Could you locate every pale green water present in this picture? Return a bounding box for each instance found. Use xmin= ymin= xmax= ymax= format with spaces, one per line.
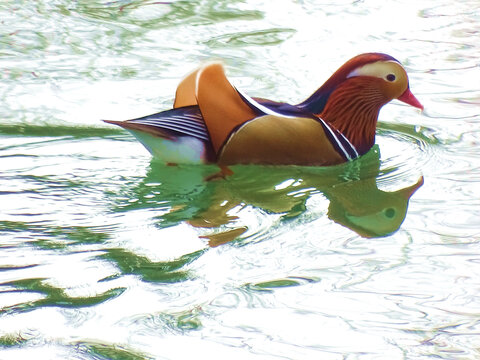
xmin=1 ymin=1 xmax=480 ymax=359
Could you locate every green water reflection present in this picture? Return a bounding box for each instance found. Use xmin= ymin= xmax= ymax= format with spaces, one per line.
xmin=74 ymin=341 xmax=153 ymax=360
xmin=111 ymin=146 xmax=423 ymax=243
xmin=0 ymin=222 xmax=110 ymax=248
xmin=99 ymin=248 xmax=206 ymax=283
xmin=75 ymin=0 xmax=263 ymax=31
xmin=0 ymin=278 xmax=125 ymax=315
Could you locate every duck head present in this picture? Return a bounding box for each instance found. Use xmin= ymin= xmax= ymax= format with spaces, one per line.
xmin=344 ymin=55 xmax=423 ymax=109
xmin=299 ymin=53 xmax=423 ymax=155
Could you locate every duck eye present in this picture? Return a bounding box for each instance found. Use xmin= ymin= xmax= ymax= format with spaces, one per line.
xmin=386 ymin=74 xmax=396 ymax=82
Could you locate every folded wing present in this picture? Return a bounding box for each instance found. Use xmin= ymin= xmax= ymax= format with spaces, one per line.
xmin=218 ymin=115 xmax=346 ymax=166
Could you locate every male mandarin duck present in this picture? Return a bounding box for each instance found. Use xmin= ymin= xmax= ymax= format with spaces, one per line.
xmin=104 ymin=53 xmax=423 ymax=166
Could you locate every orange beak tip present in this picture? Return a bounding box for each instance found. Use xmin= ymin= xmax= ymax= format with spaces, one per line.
xmin=397 ymin=88 xmax=424 ymax=111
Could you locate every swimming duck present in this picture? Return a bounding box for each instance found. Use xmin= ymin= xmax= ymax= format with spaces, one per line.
xmin=104 ymin=53 xmax=423 ymax=166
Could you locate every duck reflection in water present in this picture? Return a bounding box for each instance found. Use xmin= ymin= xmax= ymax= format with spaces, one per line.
xmin=112 ymin=146 xmax=423 ymax=245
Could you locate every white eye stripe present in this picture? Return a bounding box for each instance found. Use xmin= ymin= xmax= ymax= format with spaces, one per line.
xmin=346 ymin=68 xmax=362 ymax=79
xmin=346 ymin=60 xmax=403 ymax=80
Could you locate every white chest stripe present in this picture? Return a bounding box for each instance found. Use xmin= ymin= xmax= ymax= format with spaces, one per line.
xmin=336 ymin=131 xmax=359 ymax=158
xmin=318 ymin=120 xmax=354 ymax=161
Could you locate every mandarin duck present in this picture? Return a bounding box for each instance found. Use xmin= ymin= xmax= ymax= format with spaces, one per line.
xmin=104 ymin=53 xmax=423 ymax=166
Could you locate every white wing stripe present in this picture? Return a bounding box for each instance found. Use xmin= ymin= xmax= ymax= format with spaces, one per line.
xmin=235 ymin=87 xmax=296 ymax=119
xmin=130 ymin=120 xmax=209 ymax=140
xmin=131 ymin=117 xmax=205 ymax=131
xmin=132 ymin=120 xmax=206 ymax=133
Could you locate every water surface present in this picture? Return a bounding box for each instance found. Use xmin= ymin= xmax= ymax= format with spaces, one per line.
xmin=1 ymin=1 xmax=480 ymax=359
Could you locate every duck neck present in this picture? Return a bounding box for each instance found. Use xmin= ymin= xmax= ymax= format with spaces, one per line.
xmin=319 ymin=79 xmax=388 ymax=156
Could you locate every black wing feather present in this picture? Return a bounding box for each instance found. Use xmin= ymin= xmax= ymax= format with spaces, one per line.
xmin=125 ymin=105 xmax=210 ymax=141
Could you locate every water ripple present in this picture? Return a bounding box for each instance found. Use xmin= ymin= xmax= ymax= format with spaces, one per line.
xmin=2 ymin=0 xmax=480 ymax=358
